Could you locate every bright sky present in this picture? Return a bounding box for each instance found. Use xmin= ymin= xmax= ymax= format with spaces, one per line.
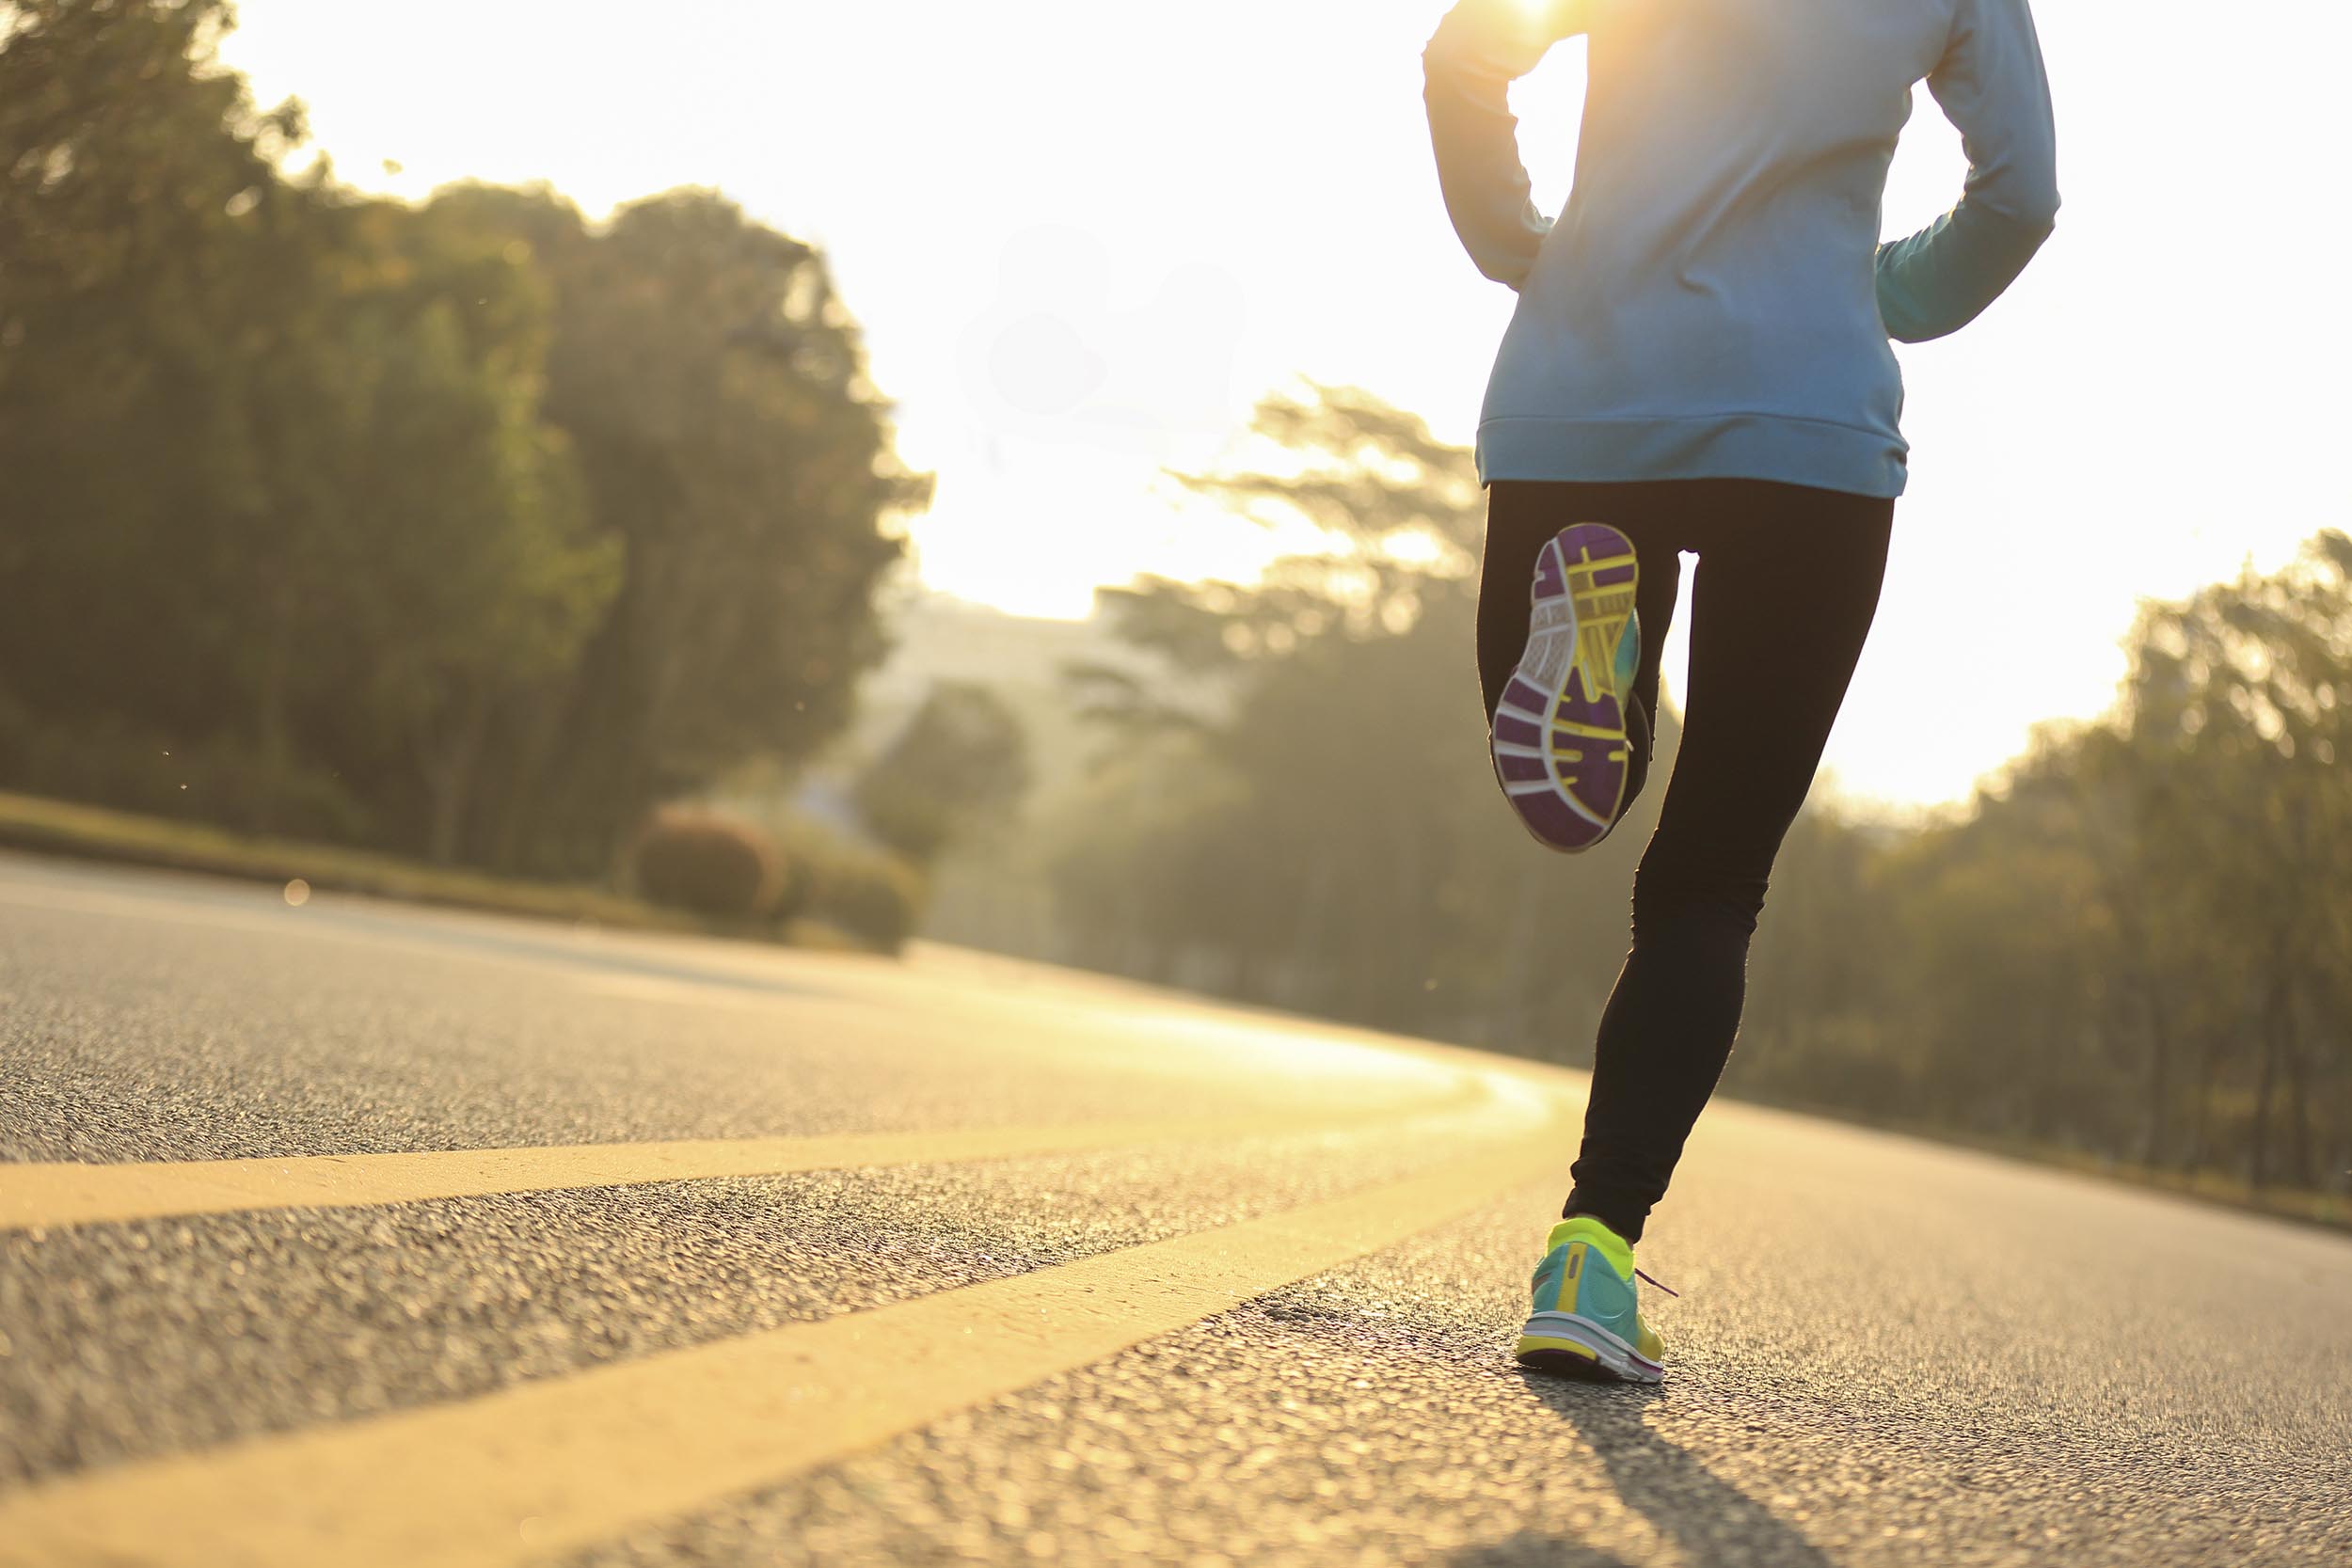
xmin=217 ymin=1 xmax=2350 ymax=812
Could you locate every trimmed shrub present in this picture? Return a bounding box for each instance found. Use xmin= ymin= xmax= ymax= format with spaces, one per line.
xmin=629 ymin=806 xmax=784 ymax=921
xmin=803 ymin=846 xmax=927 ymax=954
xmin=762 ymin=844 xmax=813 ymax=928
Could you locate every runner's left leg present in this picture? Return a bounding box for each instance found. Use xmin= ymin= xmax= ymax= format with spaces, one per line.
xmin=1476 ymin=480 xmax=1683 ymax=821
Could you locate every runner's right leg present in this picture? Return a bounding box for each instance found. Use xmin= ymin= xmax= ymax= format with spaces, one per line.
xmin=1562 ymin=478 xmax=1895 ymax=1245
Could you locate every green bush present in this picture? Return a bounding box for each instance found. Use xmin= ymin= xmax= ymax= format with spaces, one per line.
xmin=803 ymin=845 xmax=927 ymax=954
xmin=629 ymin=806 xmax=784 ymax=921
xmin=761 ymin=842 xmax=813 ymax=928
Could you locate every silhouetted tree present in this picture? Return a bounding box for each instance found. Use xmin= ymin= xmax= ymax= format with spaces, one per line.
xmin=427 ymin=182 xmax=934 ymax=873
xmin=852 ymin=679 xmax=1031 ymax=864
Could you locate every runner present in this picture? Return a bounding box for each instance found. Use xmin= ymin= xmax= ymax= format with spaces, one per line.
xmin=1422 ymin=0 xmax=2058 ymax=1382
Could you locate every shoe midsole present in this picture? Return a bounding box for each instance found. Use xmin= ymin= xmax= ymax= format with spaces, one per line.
xmin=1521 ymin=1310 xmax=1661 ymax=1373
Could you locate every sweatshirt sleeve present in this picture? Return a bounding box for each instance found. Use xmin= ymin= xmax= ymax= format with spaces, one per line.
xmin=1422 ymin=2 xmax=1584 ymax=291
xmin=1874 ymin=0 xmax=2061 ymax=343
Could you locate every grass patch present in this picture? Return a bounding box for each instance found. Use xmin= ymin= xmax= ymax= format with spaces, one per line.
xmin=1741 ymin=1085 xmax=2351 ymax=1235
xmin=0 ymin=789 xmax=875 ymax=952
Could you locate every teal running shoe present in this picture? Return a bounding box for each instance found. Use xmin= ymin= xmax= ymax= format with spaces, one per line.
xmin=1514 ymin=1214 xmax=1671 ymax=1383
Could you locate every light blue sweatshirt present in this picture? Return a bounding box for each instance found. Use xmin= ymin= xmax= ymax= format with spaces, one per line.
xmin=1422 ymin=0 xmax=2059 ymax=499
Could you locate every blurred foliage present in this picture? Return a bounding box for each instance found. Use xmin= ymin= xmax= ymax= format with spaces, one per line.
xmin=1049 ymin=380 xmax=1674 ymax=1043
xmin=851 ymin=679 xmax=1031 ymax=865
xmin=1736 ymin=529 xmax=2352 ymax=1193
xmin=801 ymin=841 xmax=928 ymax=956
xmin=1031 ymin=380 xmax=2351 ymax=1196
xmin=0 ymin=1 xmax=929 ymax=883
xmin=628 ymin=805 xmax=786 ymax=923
xmin=0 ymin=694 xmax=371 ymax=842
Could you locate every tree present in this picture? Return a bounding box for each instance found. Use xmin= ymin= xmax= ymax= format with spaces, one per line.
xmin=851 ymin=680 xmax=1031 ymax=865
xmin=289 ymin=198 xmax=619 ymax=862
xmin=2116 ymin=533 xmax=2352 ymax=1186
xmin=426 ymin=183 xmax=935 ymax=873
xmin=0 ymin=7 xmax=930 ymax=872
xmin=0 ymin=0 xmax=302 ymax=746
xmin=0 ymin=4 xmax=621 ymax=852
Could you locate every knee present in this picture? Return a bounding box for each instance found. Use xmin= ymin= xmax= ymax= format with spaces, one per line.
xmin=1629 ymin=850 xmax=1768 ymax=942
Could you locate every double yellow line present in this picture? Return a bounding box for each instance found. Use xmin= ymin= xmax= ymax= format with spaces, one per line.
xmin=0 ymin=1082 xmax=1491 ymax=1234
xmin=0 ymin=1070 xmax=1574 ymax=1568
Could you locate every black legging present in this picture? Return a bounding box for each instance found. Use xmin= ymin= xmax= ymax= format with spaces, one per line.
xmin=1478 ymin=477 xmax=1896 ymax=1243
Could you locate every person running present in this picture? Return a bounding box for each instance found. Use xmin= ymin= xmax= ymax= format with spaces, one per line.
xmin=1421 ymin=0 xmax=2058 ymax=1383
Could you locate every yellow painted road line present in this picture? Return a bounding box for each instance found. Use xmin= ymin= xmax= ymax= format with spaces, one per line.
xmin=0 ymin=1079 xmax=1489 ymax=1235
xmin=0 ymin=1075 xmax=1568 ymax=1568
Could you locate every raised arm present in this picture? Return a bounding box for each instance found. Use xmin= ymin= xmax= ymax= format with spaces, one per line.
xmin=1875 ymin=0 xmax=2061 ymax=343
xmin=1422 ymin=1 xmax=1587 ymax=291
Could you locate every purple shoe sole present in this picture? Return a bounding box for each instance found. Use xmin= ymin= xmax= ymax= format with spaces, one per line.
xmin=1489 ymin=522 xmax=1640 ymax=853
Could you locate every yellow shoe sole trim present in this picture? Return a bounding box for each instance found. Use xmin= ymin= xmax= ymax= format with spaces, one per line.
xmin=1514 ymin=1334 xmax=1599 ymax=1362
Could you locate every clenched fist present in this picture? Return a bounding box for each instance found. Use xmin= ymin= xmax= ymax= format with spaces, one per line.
xmin=1425 ymin=0 xmax=1594 ymax=80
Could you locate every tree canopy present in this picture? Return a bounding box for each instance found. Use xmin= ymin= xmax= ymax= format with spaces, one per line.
xmin=0 ymin=0 xmax=930 ymax=872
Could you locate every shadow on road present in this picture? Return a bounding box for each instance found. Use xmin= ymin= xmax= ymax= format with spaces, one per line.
xmin=1452 ymin=1533 xmax=1635 ymax=1567
xmin=1447 ymin=1371 xmax=1835 ymax=1568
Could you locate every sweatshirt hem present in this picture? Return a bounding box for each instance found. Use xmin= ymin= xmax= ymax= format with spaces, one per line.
xmin=1475 ymin=413 xmax=1909 ymax=499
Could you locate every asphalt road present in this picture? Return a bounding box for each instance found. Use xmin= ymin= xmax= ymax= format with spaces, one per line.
xmin=0 ymin=849 xmax=2346 ymax=1567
